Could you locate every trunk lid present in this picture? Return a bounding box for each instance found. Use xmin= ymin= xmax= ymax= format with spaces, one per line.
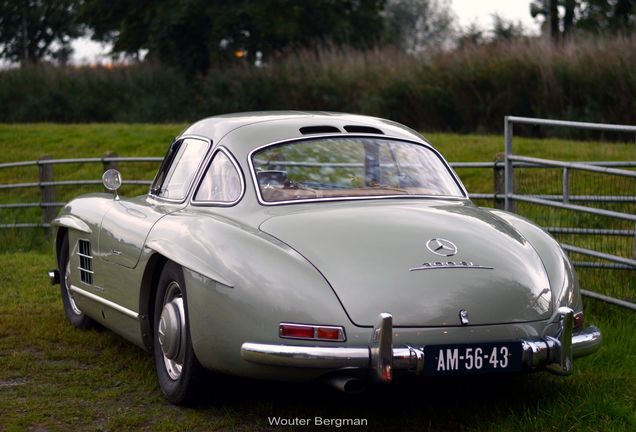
xmin=260 ymin=200 xmax=552 ymax=327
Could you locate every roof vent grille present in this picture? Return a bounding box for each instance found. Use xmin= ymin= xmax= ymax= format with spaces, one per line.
xmin=299 ymin=126 xmax=341 ymax=135
xmin=343 ymin=125 xmax=384 ymax=134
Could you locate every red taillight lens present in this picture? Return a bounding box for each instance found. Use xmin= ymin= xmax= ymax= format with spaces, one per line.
xmin=279 ymin=323 xmax=345 ymax=341
xmin=279 ymin=324 xmax=314 ymax=339
xmin=573 ymin=312 xmax=584 ymax=330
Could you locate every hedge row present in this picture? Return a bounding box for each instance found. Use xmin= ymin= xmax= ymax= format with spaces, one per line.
xmin=1 ymin=36 xmax=635 ymax=132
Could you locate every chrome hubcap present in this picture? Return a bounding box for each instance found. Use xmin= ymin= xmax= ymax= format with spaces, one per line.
xmin=158 ymin=281 xmax=186 ymax=380
xmin=65 ymin=260 xmax=82 ymax=315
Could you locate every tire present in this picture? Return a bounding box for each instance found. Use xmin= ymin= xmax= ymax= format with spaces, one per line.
xmin=59 ymin=234 xmax=92 ymax=329
xmin=153 ymin=261 xmax=203 ymax=404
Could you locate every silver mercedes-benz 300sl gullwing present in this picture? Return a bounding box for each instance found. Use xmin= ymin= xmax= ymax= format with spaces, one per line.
xmin=49 ymin=112 xmax=601 ymax=404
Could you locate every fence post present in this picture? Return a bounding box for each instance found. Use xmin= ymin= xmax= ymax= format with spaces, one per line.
xmin=494 ymin=152 xmax=505 ymax=210
xmin=504 ymin=117 xmax=515 ymax=212
xmin=102 ymin=151 xmax=119 ymax=192
xmin=38 ymin=156 xmax=56 ymax=226
xmin=562 ymin=167 xmax=570 ymax=203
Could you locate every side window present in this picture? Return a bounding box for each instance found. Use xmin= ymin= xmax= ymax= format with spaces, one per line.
xmin=194 ymin=149 xmax=243 ymax=203
xmin=154 ymin=138 xmax=209 ymax=200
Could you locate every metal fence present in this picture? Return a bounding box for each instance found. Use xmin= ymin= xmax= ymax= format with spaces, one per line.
xmin=0 ymin=154 xmax=162 ymax=228
xmin=504 ymin=116 xmax=636 ymax=310
xmin=1 ymin=121 xmax=634 ymax=309
xmin=0 ymin=155 xmax=500 ymax=228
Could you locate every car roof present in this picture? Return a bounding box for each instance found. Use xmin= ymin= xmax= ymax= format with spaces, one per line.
xmin=179 ymin=111 xmax=426 ymax=151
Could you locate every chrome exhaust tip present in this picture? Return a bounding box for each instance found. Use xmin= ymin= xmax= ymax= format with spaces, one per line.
xmin=323 ymin=375 xmax=366 ymax=394
xmin=48 ymin=269 xmax=60 ymax=285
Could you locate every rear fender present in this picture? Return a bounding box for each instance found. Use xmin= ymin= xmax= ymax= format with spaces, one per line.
xmin=487 ymin=209 xmax=582 ymax=318
xmin=144 ymin=213 xmax=351 ymax=374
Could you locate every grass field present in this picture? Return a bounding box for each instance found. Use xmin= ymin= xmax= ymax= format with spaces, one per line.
xmin=0 ymin=124 xmax=635 ymax=431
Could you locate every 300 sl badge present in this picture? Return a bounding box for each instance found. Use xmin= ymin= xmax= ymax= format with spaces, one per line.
xmin=410 ymin=261 xmax=494 ymax=271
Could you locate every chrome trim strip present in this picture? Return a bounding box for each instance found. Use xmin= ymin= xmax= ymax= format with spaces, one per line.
xmin=191 ymin=146 xmax=246 ymax=207
xmin=247 ymin=134 xmax=469 ymax=206
xmin=69 ymin=284 xmax=139 ymax=320
xmin=76 ymin=267 xmax=94 ymax=274
xmin=256 ymin=194 xmax=467 ymax=207
xmin=241 ymin=313 xmax=601 ymax=377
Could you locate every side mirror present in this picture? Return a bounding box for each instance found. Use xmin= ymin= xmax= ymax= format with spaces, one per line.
xmin=102 ymin=169 xmax=122 ymax=200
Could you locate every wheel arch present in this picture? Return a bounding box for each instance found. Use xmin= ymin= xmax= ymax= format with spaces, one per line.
xmin=55 ymin=227 xmax=68 ymax=268
xmin=139 ymin=252 xmax=168 ymax=351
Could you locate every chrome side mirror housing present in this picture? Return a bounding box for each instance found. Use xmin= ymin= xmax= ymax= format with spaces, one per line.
xmin=102 ymin=169 xmax=122 ymax=200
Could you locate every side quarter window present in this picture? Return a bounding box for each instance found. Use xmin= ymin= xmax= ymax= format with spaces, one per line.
xmin=194 ymin=149 xmax=243 ymax=204
xmin=152 ymin=138 xmax=209 ymax=201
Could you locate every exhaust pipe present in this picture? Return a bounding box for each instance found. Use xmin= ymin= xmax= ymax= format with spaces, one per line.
xmin=48 ymin=270 xmax=60 ymax=285
xmin=324 ymin=375 xmax=366 ymax=394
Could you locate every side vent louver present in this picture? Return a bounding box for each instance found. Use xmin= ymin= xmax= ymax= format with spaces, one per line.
xmin=78 ymin=239 xmax=93 ymax=284
xmin=343 ymin=125 xmax=384 ymax=134
xmin=299 ymin=126 xmax=341 ymax=135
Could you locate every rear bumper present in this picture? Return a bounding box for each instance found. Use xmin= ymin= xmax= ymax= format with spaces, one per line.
xmin=241 ymin=308 xmax=601 ymax=382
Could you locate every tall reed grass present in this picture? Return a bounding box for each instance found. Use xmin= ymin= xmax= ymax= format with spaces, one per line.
xmin=1 ymin=36 xmax=635 ymax=132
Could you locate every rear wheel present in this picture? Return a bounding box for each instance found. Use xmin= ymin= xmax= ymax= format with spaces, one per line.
xmin=59 ymin=234 xmax=92 ymax=329
xmin=153 ymin=262 xmax=203 ymax=404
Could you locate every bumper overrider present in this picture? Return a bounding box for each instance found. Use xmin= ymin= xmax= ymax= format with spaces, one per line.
xmin=240 ymin=307 xmax=601 ymax=382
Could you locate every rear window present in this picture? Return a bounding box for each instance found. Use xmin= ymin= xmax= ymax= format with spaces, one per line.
xmin=251 ymin=137 xmax=464 ymax=203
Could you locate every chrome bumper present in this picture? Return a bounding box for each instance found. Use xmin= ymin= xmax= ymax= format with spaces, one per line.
xmin=241 ymin=308 xmax=602 ymax=382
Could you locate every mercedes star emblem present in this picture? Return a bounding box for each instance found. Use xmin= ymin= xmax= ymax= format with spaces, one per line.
xmin=426 ymin=238 xmax=458 ymax=257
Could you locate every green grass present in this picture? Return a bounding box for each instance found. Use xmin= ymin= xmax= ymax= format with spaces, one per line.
xmin=0 ymin=252 xmax=633 ymax=431
xmin=0 ymin=123 xmax=634 ymax=430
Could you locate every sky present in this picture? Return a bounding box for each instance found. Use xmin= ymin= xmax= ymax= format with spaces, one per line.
xmin=452 ymin=0 xmax=541 ymax=35
xmin=68 ymin=0 xmax=542 ymax=64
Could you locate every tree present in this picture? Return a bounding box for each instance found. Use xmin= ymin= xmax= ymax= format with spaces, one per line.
xmin=0 ymin=0 xmax=82 ymax=65
xmin=456 ymin=22 xmax=485 ymax=48
xmin=530 ymin=0 xmax=635 ymax=40
xmin=575 ymin=0 xmax=635 ymax=33
xmin=491 ymin=14 xmax=525 ymax=42
xmin=383 ymin=0 xmax=455 ymax=53
xmin=530 ymin=0 xmax=576 ymax=40
xmin=80 ymin=0 xmax=387 ymax=75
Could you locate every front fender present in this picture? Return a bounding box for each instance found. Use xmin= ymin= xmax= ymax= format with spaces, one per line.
xmin=51 ymin=214 xmax=92 ymax=234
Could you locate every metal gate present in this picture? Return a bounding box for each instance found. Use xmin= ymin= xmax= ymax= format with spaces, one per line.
xmin=503 ymin=116 xmax=636 ymax=310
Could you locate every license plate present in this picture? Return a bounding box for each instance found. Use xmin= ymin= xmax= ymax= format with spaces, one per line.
xmin=424 ymin=342 xmax=522 ymax=376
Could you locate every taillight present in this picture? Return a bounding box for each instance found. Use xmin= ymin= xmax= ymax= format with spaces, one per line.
xmin=279 ymin=323 xmax=346 ymax=342
xmin=573 ymin=311 xmax=584 ymax=330
xmin=279 ymin=324 xmax=314 ymax=339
